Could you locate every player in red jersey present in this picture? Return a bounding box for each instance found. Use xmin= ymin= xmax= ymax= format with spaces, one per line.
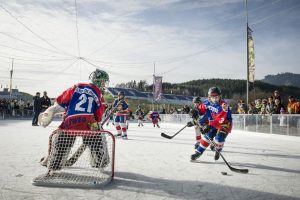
xmin=39 ymin=69 xmax=110 ymax=175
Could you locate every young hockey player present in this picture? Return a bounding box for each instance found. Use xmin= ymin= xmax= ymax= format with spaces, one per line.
xmin=190 ymin=87 xmax=232 ymax=161
xmin=149 ymin=111 xmax=161 ymax=128
xmin=113 ymin=91 xmax=129 ymax=139
xmin=135 ymin=106 xmax=145 ymax=127
xmin=186 ymin=97 xmax=206 ymax=148
xmin=38 ymin=69 xmax=110 ymax=176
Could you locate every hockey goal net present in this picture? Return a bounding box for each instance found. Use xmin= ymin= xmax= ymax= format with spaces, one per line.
xmin=32 ymin=129 xmax=115 ymax=188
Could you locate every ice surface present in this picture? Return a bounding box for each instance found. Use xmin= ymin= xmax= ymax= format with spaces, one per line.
xmin=0 ymin=120 xmax=299 ymax=200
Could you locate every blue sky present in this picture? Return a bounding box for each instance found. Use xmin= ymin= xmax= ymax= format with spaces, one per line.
xmin=0 ymin=0 xmax=299 ymax=97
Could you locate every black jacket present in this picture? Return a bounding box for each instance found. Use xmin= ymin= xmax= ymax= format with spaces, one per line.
xmin=41 ymin=96 xmax=51 ymax=109
xmin=33 ymin=96 xmax=42 ymax=112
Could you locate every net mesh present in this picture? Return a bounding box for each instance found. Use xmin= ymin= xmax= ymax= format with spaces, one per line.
xmin=32 ymin=129 xmax=115 ymax=188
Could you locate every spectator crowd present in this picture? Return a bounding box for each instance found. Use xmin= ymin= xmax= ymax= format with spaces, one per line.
xmin=236 ymin=90 xmax=300 ymax=115
xmin=0 ymin=91 xmax=52 ymax=120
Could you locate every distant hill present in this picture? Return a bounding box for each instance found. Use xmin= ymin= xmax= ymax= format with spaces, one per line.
xmin=145 ymin=79 xmax=300 ymax=101
xmin=261 ymin=73 xmax=300 ymax=88
xmin=116 ymin=78 xmax=300 ymax=102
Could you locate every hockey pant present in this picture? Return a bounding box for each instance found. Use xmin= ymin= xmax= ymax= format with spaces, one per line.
xmin=152 ymin=118 xmax=159 ymax=125
xmin=195 ymin=129 xmax=227 ymax=154
xmin=115 ymin=115 xmax=127 ymax=136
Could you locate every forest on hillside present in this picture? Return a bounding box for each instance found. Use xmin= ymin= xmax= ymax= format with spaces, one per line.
xmin=261 ymin=73 xmax=300 ymax=88
xmin=115 ymin=78 xmax=300 ymax=102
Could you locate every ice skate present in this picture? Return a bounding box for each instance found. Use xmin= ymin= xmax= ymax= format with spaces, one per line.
xmin=214 ymin=151 xmax=220 ymax=160
xmin=122 ymin=134 xmax=128 ymax=140
xmin=191 ymin=151 xmax=202 ymax=161
xmin=114 ymin=133 xmax=122 ymax=137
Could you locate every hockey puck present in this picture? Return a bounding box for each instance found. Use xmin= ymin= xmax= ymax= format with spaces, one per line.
xmin=221 ymin=172 xmax=227 ymax=175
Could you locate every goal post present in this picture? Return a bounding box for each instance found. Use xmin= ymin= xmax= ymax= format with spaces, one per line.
xmin=32 ymin=129 xmax=115 ymax=188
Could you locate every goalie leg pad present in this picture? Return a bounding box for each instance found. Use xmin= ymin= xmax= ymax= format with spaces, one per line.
xmin=48 ymin=133 xmax=76 ymax=170
xmin=83 ymin=135 xmax=110 ymax=168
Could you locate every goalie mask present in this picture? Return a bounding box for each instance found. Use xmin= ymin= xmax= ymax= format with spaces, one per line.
xmin=89 ymin=69 xmax=109 ymax=89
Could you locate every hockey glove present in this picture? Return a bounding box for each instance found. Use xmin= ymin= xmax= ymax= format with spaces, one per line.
xmin=89 ymin=122 xmax=100 ymax=130
xmin=189 ymin=109 xmax=199 ymax=120
xmin=187 ymin=121 xmax=195 ymax=127
xmin=200 ymin=124 xmax=212 ymax=134
xmin=221 ymin=102 xmax=229 ymax=112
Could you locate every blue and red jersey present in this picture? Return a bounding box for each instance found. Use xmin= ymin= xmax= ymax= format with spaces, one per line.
xmin=56 ymin=83 xmax=105 ymax=130
xmin=198 ymin=99 xmax=232 ymax=133
xmin=113 ymin=98 xmax=129 ymax=116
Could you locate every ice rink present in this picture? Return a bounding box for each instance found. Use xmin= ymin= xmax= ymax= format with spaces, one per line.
xmin=0 ymin=120 xmax=299 ymax=200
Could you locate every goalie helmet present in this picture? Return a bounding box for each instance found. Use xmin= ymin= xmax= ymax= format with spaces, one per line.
xmin=89 ymin=69 xmax=109 ymax=89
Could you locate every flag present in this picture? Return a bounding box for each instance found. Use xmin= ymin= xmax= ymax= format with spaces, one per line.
xmin=153 ymin=76 xmax=162 ymax=101
xmin=248 ymin=26 xmax=255 ymax=83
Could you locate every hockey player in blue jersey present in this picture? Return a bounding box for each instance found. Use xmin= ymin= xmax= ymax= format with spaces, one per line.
xmin=113 ymin=91 xmax=129 ymax=139
xmin=190 ymin=87 xmax=232 ymax=161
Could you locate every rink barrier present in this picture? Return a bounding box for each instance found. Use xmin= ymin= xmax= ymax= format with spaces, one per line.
xmin=160 ymin=114 xmax=300 ymax=137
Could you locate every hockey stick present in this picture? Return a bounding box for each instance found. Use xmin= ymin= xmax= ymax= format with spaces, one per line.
xmin=207 ymin=137 xmax=249 ymax=174
xmin=161 ymin=124 xmax=188 ymax=139
xmin=64 ymin=100 xmax=124 ymax=167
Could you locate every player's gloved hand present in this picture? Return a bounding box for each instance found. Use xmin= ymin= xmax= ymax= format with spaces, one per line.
xmin=222 ymin=102 xmax=229 ymax=112
xmin=200 ymin=124 xmax=212 ymax=133
xmin=189 ymin=109 xmax=199 ymax=119
xmin=220 ymin=121 xmax=231 ymax=132
xmin=89 ymin=122 xmax=99 ymax=130
xmin=187 ymin=121 xmax=195 ymax=127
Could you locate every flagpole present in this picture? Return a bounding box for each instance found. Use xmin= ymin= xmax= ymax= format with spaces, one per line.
xmin=9 ymin=58 xmax=14 ymax=98
xmin=245 ymin=0 xmax=249 ymax=109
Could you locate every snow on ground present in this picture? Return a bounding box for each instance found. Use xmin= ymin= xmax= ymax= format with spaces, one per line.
xmin=0 ymin=120 xmax=299 ymax=200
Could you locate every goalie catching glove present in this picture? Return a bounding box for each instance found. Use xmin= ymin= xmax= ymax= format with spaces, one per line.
xmin=38 ymin=102 xmax=65 ymax=127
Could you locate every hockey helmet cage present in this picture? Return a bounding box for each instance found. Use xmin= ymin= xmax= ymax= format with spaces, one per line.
xmin=89 ymin=69 xmax=109 ymax=88
xmin=208 ymin=87 xmax=221 ymax=97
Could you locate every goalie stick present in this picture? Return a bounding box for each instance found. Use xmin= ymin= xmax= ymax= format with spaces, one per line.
xmin=207 ymin=137 xmax=249 ymax=174
xmin=161 ymin=124 xmax=188 ymax=139
xmin=64 ymin=99 xmax=124 ymax=167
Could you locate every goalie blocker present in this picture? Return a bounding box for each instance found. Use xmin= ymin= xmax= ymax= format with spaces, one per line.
xmin=32 ymin=129 xmax=115 ymax=188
